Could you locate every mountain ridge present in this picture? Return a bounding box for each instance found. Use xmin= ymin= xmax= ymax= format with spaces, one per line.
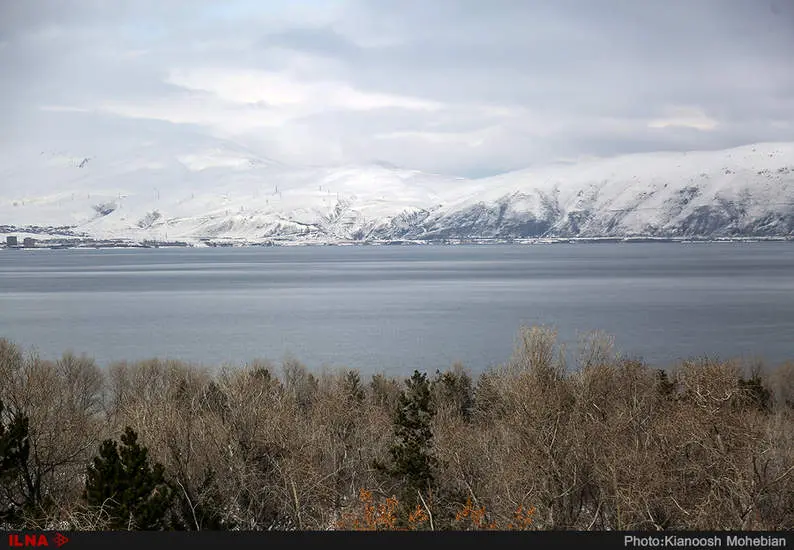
xmin=2 ymin=141 xmax=794 ymax=245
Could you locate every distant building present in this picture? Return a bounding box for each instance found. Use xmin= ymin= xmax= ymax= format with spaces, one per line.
xmin=6 ymin=236 xmax=17 ymax=247
xmin=23 ymin=237 xmax=36 ymax=248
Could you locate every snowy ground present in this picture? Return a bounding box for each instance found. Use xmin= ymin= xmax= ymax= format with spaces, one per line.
xmin=2 ymin=141 xmax=793 ymax=244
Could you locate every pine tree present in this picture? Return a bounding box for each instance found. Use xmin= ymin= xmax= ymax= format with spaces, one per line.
xmin=738 ymin=371 xmax=771 ymax=412
xmin=655 ymin=369 xmax=677 ymax=398
xmin=432 ymin=365 xmax=474 ymax=420
xmin=381 ymin=370 xmax=437 ymax=512
xmin=0 ymin=399 xmax=30 ymax=526
xmin=173 ymin=468 xmax=232 ymax=531
xmin=84 ymin=427 xmax=175 ymax=530
xmin=343 ymin=370 xmax=366 ymax=405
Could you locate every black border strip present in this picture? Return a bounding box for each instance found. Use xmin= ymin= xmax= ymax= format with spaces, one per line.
xmin=3 ymin=530 xmax=792 ymax=550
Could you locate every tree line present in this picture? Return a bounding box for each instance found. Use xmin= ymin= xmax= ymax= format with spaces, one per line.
xmin=0 ymin=327 xmax=792 ymax=530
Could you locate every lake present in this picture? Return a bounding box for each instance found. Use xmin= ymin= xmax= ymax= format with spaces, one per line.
xmin=1 ymin=243 xmax=793 ymax=377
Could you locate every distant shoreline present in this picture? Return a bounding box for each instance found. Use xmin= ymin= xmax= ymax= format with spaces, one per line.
xmin=2 ymin=234 xmax=794 ymax=250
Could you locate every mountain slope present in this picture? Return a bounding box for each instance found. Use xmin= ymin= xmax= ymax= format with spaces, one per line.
xmin=2 ymin=141 xmax=794 ymax=244
xmin=376 ymin=142 xmax=794 ymax=241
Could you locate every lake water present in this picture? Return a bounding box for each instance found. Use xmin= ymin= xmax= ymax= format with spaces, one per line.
xmin=1 ymin=243 xmax=793 ymax=377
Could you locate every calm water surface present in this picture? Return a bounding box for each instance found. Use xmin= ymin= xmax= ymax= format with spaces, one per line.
xmin=1 ymin=243 xmax=793 ymax=376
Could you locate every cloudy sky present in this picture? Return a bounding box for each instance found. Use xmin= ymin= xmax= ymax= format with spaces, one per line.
xmin=1 ymin=0 xmax=793 ymax=177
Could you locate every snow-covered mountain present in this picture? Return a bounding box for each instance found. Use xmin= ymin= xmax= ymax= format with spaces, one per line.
xmin=2 ymin=141 xmax=794 ymax=244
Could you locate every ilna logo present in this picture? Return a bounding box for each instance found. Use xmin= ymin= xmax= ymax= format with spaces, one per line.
xmin=7 ymin=533 xmax=69 ymax=548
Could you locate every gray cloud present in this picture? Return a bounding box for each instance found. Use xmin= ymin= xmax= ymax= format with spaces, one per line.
xmin=1 ymin=0 xmax=793 ymax=177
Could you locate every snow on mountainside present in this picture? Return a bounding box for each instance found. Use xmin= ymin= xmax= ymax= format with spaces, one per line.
xmin=378 ymin=142 xmax=794 ymax=241
xmin=2 ymin=141 xmax=794 ymax=244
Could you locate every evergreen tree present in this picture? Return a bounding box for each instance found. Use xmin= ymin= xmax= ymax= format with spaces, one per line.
xmin=655 ymin=369 xmax=677 ymax=399
xmin=343 ymin=370 xmax=365 ymax=405
xmin=738 ymin=373 xmax=772 ymax=412
xmin=84 ymin=427 xmax=175 ymax=530
xmin=380 ymin=370 xmax=437 ymax=512
xmin=432 ymin=365 xmax=474 ymax=420
xmin=173 ymin=469 xmax=232 ymax=531
xmin=0 ymin=399 xmax=30 ymax=526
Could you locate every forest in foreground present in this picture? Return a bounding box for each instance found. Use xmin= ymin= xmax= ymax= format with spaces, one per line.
xmin=0 ymin=326 xmax=792 ymax=531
